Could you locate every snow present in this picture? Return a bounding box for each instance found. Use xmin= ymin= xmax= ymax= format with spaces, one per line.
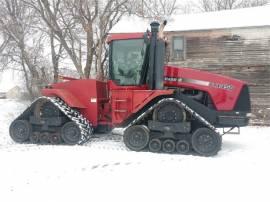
xmin=110 ymin=5 xmax=270 ymax=33
xmin=0 ymin=99 xmax=270 ymax=202
xmin=0 ymin=69 xmax=24 ymax=92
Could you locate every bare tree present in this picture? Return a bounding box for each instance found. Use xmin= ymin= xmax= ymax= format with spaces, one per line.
xmin=49 ymin=29 xmax=64 ymax=82
xmin=25 ymin=0 xmax=129 ymax=79
xmin=25 ymin=0 xmax=85 ymax=78
xmin=197 ymin=0 xmax=269 ymax=12
xmin=0 ymin=35 xmax=10 ymax=55
xmin=241 ymin=0 xmax=270 ymax=7
xmin=45 ymin=0 xmax=64 ymax=82
xmin=61 ymin=0 xmax=128 ymax=79
xmin=0 ymin=0 xmax=183 ymax=96
xmin=0 ymin=0 xmax=49 ymax=99
xmin=95 ymin=0 xmax=129 ymax=79
xmin=130 ymin=0 xmax=179 ymax=20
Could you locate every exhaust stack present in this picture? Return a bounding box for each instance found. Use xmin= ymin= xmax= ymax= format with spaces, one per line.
xmin=148 ymin=21 xmax=165 ymax=90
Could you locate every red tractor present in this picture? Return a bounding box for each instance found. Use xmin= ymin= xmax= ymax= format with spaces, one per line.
xmin=9 ymin=22 xmax=251 ymax=156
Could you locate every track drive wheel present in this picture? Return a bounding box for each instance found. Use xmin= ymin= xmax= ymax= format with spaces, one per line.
xmin=162 ymin=139 xmax=175 ymax=153
xmin=153 ymin=101 xmax=186 ymax=123
xmin=9 ymin=120 xmax=32 ymax=143
xmin=34 ymin=98 xmax=61 ymax=119
xmin=149 ymin=139 xmax=162 ymax=152
xmin=176 ymin=140 xmax=190 ymax=154
xmin=123 ymin=125 xmax=150 ymax=151
xmin=191 ymin=128 xmax=222 ymax=156
xmin=61 ymin=122 xmax=82 ymax=145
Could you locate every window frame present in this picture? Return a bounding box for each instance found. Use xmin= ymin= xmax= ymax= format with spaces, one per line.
xmin=172 ymin=36 xmax=186 ymax=61
xmin=109 ymin=39 xmax=146 ymax=86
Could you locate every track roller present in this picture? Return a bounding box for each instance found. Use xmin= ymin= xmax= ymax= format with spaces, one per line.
xmin=149 ymin=138 xmax=162 ymax=152
xmin=30 ymin=132 xmax=40 ymax=143
xmin=191 ymin=127 xmax=222 ymax=156
xmin=9 ymin=120 xmax=32 ymax=143
xmin=123 ymin=125 xmax=150 ymax=151
xmin=162 ymin=139 xmax=175 ymax=153
xmin=49 ymin=133 xmax=62 ymax=144
xmin=176 ymin=140 xmax=190 ymax=154
xmin=40 ymin=132 xmax=50 ymax=144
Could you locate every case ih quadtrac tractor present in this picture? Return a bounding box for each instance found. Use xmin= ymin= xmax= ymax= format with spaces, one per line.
xmin=9 ymin=22 xmax=251 ymax=156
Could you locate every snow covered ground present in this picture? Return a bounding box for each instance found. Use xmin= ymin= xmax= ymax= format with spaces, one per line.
xmin=0 ymin=99 xmax=270 ymax=202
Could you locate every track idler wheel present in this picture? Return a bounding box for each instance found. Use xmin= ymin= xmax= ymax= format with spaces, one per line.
xmin=191 ymin=128 xmax=222 ymax=156
xmin=123 ymin=125 xmax=150 ymax=151
xmin=61 ymin=122 xmax=82 ymax=145
xmin=149 ymin=139 xmax=162 ymax=152
xmin=176 ymin=140 xmax=190 ymax=154
xmin=162 ymin=139 xmax=175 ymax=153
xmin=9 ymin=120 xmax=32 ymax=143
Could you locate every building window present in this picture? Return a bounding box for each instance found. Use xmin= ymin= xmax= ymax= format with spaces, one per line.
xmin=172 ymin=36 xmax=185 ymax=61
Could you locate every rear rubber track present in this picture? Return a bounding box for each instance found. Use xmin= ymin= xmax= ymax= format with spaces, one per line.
xmin=10 ymin=96 xmax=93 ymax=145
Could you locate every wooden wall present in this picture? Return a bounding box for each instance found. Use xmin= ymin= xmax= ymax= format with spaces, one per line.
xmin=166 ymin=26 xmax=270 ymax=125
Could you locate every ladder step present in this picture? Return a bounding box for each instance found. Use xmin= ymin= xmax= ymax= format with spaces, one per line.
xmin=115 ymin=99 xmax=128 ymax=102
xmin=114 ymin=110 xmax=128 ymax=113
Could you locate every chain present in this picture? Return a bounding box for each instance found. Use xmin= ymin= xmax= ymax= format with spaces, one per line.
xmin=122 ymin=98 xmax=217 ymax=133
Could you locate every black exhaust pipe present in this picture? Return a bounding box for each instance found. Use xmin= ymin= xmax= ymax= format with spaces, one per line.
xmin=148 ymin=22 xmax=165 ymax=90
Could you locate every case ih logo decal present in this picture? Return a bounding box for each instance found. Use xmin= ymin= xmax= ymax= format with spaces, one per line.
xmin=164 ymin=77 xmax=234 ymax=91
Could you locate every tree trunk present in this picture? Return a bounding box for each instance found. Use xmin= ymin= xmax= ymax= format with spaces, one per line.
xmin=50 ymin=31 xmax=59 ymax=83
xmin=84 ymin=24 xmax=94 ymax=78
xmin=97 ymin=22 xmax=104 ymax=80
xmin=21 ymin=56 xmax=34 ymax=100
xmin=97 ymin=39 xmax=104 ymax=80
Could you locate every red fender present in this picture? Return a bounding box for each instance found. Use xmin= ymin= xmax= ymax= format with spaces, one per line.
xmin=42 ymin=88 xmax=86 ymax=108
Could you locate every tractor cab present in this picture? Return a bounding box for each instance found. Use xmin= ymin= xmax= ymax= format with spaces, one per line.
xmin=108 ymin=36 xmax=147 ymax=86
xmin=107 ymin=22 xmax=165 ymax=90
xmin=105 ymin=22 xmax=173 ymax=125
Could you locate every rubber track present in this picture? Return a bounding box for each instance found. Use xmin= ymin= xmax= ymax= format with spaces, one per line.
xmin=45 ymin=96 xmax=93 ymax=144
xmin=120 ymin=97 xmax=218 ymax=134
xmin=14 ymin=96 xmax=93 ymax=145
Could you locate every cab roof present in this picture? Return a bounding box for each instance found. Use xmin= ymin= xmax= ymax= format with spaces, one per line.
xmin=107 ymin=32 xmax=144 ymax=44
